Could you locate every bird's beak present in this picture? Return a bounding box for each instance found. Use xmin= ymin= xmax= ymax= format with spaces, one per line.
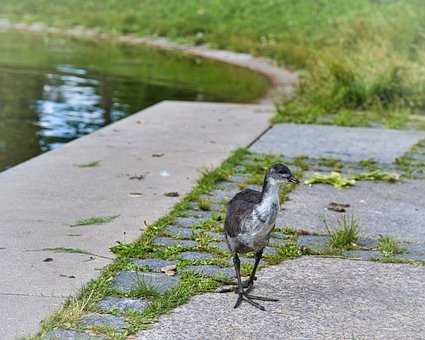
xmin=288 ymin=176 xmax=300 ymax=184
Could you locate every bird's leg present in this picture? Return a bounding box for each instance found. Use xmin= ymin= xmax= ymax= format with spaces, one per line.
xmin=244 ymin=249 xmax=279 ymax=302
xmin=233 ymin=254 xmax=265 ymax=311
xmin=245 ymin=249 xmax=263 ymax=293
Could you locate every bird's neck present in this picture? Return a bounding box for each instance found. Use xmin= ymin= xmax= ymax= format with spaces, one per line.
xmin=261 ymin=176 xmax=280 ymax=204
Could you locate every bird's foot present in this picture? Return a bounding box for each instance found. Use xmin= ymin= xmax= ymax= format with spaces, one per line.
xmin=216 ymin=277 xmax=257 ymax=294
xmin=233 ymin=290 xmax=278 ymax=311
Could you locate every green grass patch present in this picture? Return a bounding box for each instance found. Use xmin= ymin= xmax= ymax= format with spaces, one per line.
xmin=377 ymin=235 xmax=405 ymax=257
xmin=3 ymin=1 xmax=425 ymax=127
xmin=325 ymin=215 xmax=359 ymax=250
xmin=71 ymin=215 xmax=119 ymax=227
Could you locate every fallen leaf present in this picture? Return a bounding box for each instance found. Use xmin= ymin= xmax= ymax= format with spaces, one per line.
xmin=128 ymin=192 xmax=143 ymax=198
xmin=129 ymin=175 xmax=144 ymax=181
xmin=164 ymin=192 xmax=179 ymax=197
xmin=327 ymin=201 xmax=350 ymax=213
xmin=161 ymin=264 xmax=177 ymax=276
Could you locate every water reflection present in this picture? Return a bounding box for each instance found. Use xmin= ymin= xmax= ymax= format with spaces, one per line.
xmin=0 ymin=30 xmax=269 ymax=171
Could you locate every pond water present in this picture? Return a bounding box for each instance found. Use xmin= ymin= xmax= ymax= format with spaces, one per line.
xmin=0 ymin=30 xmax=270 ymax=172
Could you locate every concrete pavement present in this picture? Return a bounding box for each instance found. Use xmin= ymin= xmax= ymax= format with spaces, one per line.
xmin=0 ymin=101 xmax=272 ymax=339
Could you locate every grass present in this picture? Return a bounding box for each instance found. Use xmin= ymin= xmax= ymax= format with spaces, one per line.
xmin=2 ymin=1 xmax=425 ymax=127
xmin=28 ymin=149 xmax=305 ymax=339
xmin=377 ymin=235 xmax=405 ymax=257
xmin=42 ymin=247 xmax=92 ymax=255
xmin=76 ymin=161 xmax=101 ymax=168
xmin=325 ymin=215 xmax=359 ymax=250
xmin=71 ymin=215 xmax=119 ymax=227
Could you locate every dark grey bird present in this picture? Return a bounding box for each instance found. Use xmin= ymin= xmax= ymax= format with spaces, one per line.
xmin=224 ymin=163 xmax=299 ymax=310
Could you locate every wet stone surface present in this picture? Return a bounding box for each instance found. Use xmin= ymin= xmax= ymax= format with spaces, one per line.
xmin=80 ymin=313 xmax=127 ymax=330
xmin=206 ymin=231 xmax=224 ymax=241
xmin=263 ymin=246 xmax=277 ymax=256
xmin=112 ymin=271 xmax=180 ymax=294
xmin=174 ymin=217 xmax=199 ymax=228
xmin=343 ymin=250 xmax=382 ymax=261
xmin=297 ymin=235 xmax=330 ymax=252
xmin=99 ymin=296 xmax=150 ymax=312
xmin=211 ymin=242 xmax=230 ymax=253
xmin=183 ymin=265 xmax=235 ymax=280
xmin=44 ymin=329 xmax=106 ymax=340
xmin=132 ymin=258 xmax=176 ymax=272
xmin=153 ymin=237 xmax=197 ymax=248
xmin=184 ymin=209 xmax=212 ymax=219
xmin=164 ymin=225 xmax=195 ymax=239
xmin=177 ymin=251 xmax=214 ymax=261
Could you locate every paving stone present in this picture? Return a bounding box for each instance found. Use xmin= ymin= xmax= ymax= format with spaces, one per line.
xmin=262 ymin=246 xmax=277 ymax=256
xmin=136 ymin=257 xmax=425 ymax=340
xmin=227 ymin=256 xmax=256 ymax=266
xmin=176 ymin=251 xmax=214 ymax=261
xmin=44 ymin=329 xmax=105 ymax=340
xmin=270 ymin=231 xmax=289 ymax=239
xmin=211 ymin=242 xmax=230 ymax=253
xmin=99 ymin=296 xmax=150 ymax=312
xmin=207 ymin=189 xmax=238 ymax=202
xmin=80 ymin=313 xmax=127 ymax=330
xmin=164 ymin=225 xmax=195 ymax=239
xmin=152 ymin=237 xmax=197 ymax=248
xmin=216 ymin=181 xmax=240 ymax=193
xmin=228 ymin=175 xmax=247 ymax=183
xmin=174 ymin=217 xmax=199 ymax=228
xmin=206 ymin=231 xmax=224 ymax=241
xmin=276 ymin=180 xmax=425 ymax=243
xmin=397 ymin=243 xmax=425 ymax=262
xmin=343 ymin=250 xmax=382 ymax=260
xmin=250 ymin=123 xmax=424 ymax=163
xmin=297 ymin=235 xmax=330 ymax=252
xmin=268 ymin=237 xmax=287 ymax=247
xmin=184 ymin=209 xmax=212 ymax=219
xmin=132 ymin=258 xmax=176 ymax=272
xmin=112 ymin=271 xmax=180 ymax=294
xmin=183 ymin=265 xmax=235 ymax=280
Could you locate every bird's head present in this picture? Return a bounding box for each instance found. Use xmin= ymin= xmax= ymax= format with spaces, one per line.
xmin=268 ymin=163 xmax=299 ymax=184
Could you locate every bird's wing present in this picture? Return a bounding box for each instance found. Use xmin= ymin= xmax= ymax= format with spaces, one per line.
xmin=230 ymin=188 xmax=262 ymax=204
xmin=224 ymin=200 xmax=254 ymax=237
xmin=224 ymin=189 xmax=261 ymax=237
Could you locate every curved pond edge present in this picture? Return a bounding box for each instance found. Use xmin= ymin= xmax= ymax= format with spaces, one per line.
xmin=0 ymin=18 xmax=298 ymax=104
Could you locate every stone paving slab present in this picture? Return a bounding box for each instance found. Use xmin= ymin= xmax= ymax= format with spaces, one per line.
xmin=137 ymin=257 xmax=425 ymax=340
xmin=250 ymin=123 xmax=424 ymax=163
xmin=99 ymin=296 xmax=150 ymax=312
xmin=277 ymin=180 xmax=425 ymax=243
xmin=44 ymin=329 xmax=106 ymax=340
xmin=112 ymin=271 xmax=180 ymax=294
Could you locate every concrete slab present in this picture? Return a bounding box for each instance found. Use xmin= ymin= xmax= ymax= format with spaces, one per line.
xmin=137 ymin=257 xmax=425 ymax=340
xmin=276 ymin=180 xmax=425 ymax=243
xmin=250 ymin=123 xmax=424 ymax=163
xmin=0 ymin=295 xmax=64 ymax=339
xmin=0 ymin=101 xmax=272 ymax=338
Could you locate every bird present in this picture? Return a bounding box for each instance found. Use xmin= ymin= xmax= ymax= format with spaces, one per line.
xmin=224 ymin=163 xmax=299 ymax=310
